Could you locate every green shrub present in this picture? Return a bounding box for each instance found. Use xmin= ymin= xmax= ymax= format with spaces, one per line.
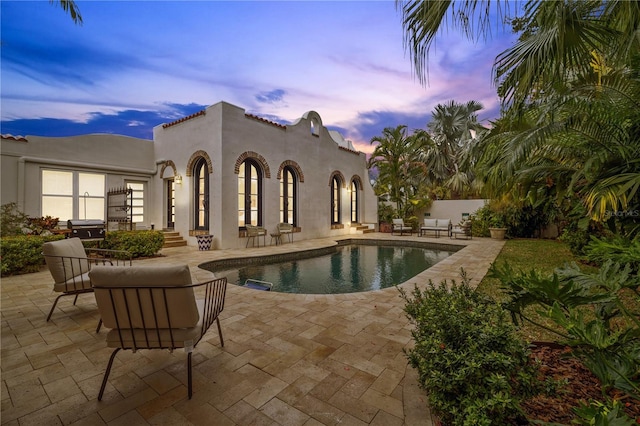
xmin=102 ymin=230 xmax=164 ymax=258
xmin=400 ymin=272 xmax=536 ymax=426
xmin=0 ymin=230 xmax=163 ymax=276
xmin=470 ymin=207 xmax=491 ymax=237
xmin=1 ymin=202 xmax=29 ymax=236
xmin=585 ymin=235 xmax=640 ymax=272
xmin=1 ymin=234 xmax=64 ymax=276
xmin=559 ymin=224 xmax=591 ymax=256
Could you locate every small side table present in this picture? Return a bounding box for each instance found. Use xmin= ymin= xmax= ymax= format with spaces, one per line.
xmin=270 ymin=232 xmax=282 ymax=245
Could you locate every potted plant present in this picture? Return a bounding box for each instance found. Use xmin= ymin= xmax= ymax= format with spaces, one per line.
xmin=488 ymin=213 xmax=507 ymax=240
xmin=377 ymin=203 xmax=395 ymax=233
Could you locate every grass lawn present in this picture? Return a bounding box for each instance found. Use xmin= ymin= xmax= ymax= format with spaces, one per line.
xmin=476 ymin=238 xmax=600 ymax=342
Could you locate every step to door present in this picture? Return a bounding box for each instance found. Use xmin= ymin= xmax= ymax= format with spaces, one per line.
xmin=162 ymin=230 xmax=187 ymax=248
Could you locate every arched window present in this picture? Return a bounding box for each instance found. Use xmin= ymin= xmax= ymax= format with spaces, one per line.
xmin=238 ymin=159 xmax=262 ymax=227
xmin=331 ymin=176 xmax=341 ymax=225
xmin=280 ymin=166 xmax=297 ymax=225
xmin=350 ymin=180 xmax=359 ymax=223
xmin=193 ymin=157 xmax=209 ymax=230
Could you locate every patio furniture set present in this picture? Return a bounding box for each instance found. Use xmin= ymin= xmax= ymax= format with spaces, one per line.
xmin=42 ymin=237 xmax=228 ymax=400
xmin=245 ymin=222 xmax=294 ymax=247
xmin=391 ymin=218 xmax=472 ymax=239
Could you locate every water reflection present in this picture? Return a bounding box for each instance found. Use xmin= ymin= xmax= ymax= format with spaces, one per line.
xmin=217 ymin=244 xmax=452 ymax=294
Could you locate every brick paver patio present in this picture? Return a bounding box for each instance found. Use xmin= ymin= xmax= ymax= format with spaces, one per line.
xmin=1 ymin=233 xmax=505 ymax=425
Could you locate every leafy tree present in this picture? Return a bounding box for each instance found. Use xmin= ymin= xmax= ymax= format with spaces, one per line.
xmin=368 ymin=125 xmax=431 ymax=218
xmin=398 ymin=0 xmax=640 ymax=232
xmin=422 ymin=100 xmax=486 ymax=199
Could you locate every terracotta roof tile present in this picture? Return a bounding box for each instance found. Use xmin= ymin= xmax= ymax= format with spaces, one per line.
xmin=245 ymin=113 xmax=287 ymax=129
xmin=162 ymin=110 xmax=206 ymax=129
xmin=338 ymin=145 xmax=360 ymax=155
xmin=1 ymin=134 xmax=28 ymax=142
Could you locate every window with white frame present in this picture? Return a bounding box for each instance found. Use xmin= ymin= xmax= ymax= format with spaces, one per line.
xmin=126 ymin=181 xmax=145 ymax=223
xmin=41 ymin=170 xmax=105 ymax=221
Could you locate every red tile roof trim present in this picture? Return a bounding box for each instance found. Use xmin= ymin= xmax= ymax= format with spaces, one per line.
xmin=338 ymin=145 xmax=360 ymax=155
xmin=245 ymin=113 xmax=287 ymax=129
xmin=162 ymin=110 xmax=206 ymax=129
xmin=1 ymin=134 xmax=28 ymax=142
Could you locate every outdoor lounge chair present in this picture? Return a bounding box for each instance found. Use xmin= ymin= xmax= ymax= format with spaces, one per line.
xmin=89 ymin=264 xmax=227 ymax=400
xmin=451 ymin=220 xmax=473 ymax=239
xmin=245 ymin=224 xmax=267 ymax=247
xmin=391 ymin=218 xmax=412 ymax=235
xmin=42 ymin=237 xmax=131 ymax=329
xmin=276 ymin=222 xmax=294 ymax=243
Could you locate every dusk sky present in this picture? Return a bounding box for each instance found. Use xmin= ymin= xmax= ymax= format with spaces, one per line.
xmin=1 ymin=1 xmax=517 ymax=153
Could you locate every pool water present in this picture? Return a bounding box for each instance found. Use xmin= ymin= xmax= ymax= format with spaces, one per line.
xmin=214 ymin=244 xmax=453 ymax=294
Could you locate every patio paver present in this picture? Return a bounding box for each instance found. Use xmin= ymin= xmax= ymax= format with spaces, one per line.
xmin=1 ymin=233 xmax=505 ymax=425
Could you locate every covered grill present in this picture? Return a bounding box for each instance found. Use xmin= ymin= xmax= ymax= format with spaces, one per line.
xmin=67 ymin=220 xmax=106 ymax=240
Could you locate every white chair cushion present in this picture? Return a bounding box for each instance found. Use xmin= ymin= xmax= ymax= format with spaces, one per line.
xmin=53 ymin=271 xmax=92 ymax=292
xmin=43 ymin=238 xmax=90 ymax=284
xmin=105 ymin=299 xmax=206 ymax=349
xmin=90 ymin=264 xmax=199 ymax=330
xmin=423 ymin=219 xmax=438 ymax=228
xmin=438 ymin=219 xmax=451 ymax=228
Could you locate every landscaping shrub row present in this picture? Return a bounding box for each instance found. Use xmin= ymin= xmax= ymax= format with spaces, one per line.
xmin=0 ymin=230 xmax=164 ymax=276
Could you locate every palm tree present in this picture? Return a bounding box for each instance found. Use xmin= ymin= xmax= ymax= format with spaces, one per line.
xmin=399 ymin=0 xmax=640 ymax=226
xmin=51 ymin=0 xmax=83 ymax=25
xmin=368 ymin=125 xmax=430 ymax=218
xmin=397 ymin=0 xmax=640 ymax=109
xmin=423 ymin=100 xmax=486 ymax=198
xmin=476 ymin=58 xmax=640 ymax=224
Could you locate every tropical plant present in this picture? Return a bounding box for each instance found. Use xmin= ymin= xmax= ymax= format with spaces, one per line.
xmin=477 ymin=60 xmax=640 ymax=225
xmin=368 ymin=125 xmax=431 ymax=218
xmin=422 ymin=100 xmax=486 ymax=199
xmin=398 ymin=0 xmax=640 ymax=231
xmin=50 ymin=0 xmax=83 ymax=24
xmin=585 ymin=235 xmax=640 ymax=273
xmin=397 ymin=0 xmax=640 ymax=107
xmin=489 ymin=260 xmax=640 ymax=420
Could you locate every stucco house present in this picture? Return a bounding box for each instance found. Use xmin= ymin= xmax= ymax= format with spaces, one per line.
xmin=1 ymin=101 xmax=377 ymax=249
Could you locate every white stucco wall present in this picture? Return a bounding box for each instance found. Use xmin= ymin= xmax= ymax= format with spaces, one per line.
xmin=2 ymin=101 xmax=376 ymax=249
xmin=422 ymin=199 xmax=488 ymax=224
xmin=153 ymin=101 xmax=377 ymax=249
xmin=1 ymin=134 xmax=155 ymax=219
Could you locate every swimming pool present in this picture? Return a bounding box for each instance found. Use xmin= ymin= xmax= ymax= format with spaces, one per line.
xmin=201 ymin=240 xmax=456 ymax=294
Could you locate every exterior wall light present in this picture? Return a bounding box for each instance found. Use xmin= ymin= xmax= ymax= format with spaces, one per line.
xmin=174 ymin=174 xmax=183 ymax=184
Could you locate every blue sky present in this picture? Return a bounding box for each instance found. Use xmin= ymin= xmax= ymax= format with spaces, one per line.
xmin=1 ymin=1 xmax=517 ymax=153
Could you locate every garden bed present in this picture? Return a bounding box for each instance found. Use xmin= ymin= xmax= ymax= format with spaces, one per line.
xmin=523 ymin=344 xmax=640 ymax=424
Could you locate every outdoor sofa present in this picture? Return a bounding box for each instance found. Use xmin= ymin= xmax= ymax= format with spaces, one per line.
xmin=419 ymin=218 xmax=452 ymax=238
